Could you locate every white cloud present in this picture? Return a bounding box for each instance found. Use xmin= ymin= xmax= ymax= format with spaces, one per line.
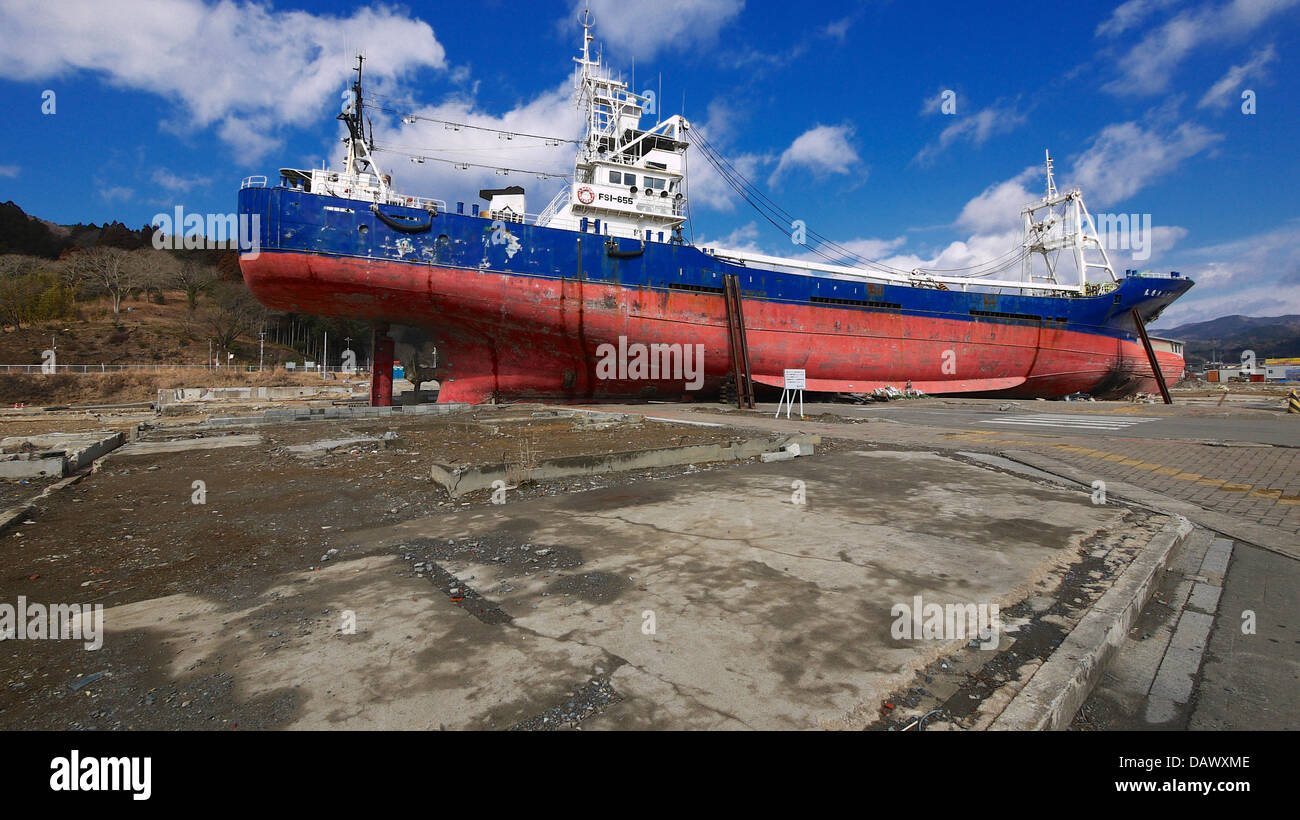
xmin=698 ymin=106 xmax=1227 ymax=288
xmin=572 ymin=0 xmax=744 ymax=59
xmin=365 ymin=81 xmax=584 ymax=213
xmin=1198 ymin=44 xmax=1278 ymax=109
xmin=956 ymin=167 xmax=1041 ymax=234
xmin=1102 ymin=0 xmax=1298 ymax=96
xmin=1095 ymin=0 xmax=1179 ymax=37
xmin=789 ymin=235 xmax=909 ymax=269
xmin=1151 ymin=219 xmax=1300 ymax=325
xmin=0 ymin=165 xmax=18 ymax=178
xmin=865 ymin=229 xmax=1026 ymax=278
xmin=682 ymin=102 xmax=772 ymax=212
xmin=915 ymin=102 xmax=1027 ymax=165
xmin=769 ymin=124 xmax=860 ymax=186
xmin=920 ymin=87 xmax=949 ymax=116
xmin=698 ymin=221 xmax=765 ymax=253
xmin=687 ymin=148 xmax=767 ymax=211
xmin=0 ymin=0 xmax=446 ymax=160
xmin=822 ymin=15 xmax=856 ymax=41
xmin=98 ymin=185 xmax=134 ymax=203
xmin=1068 ymin=120 xmax=1222 ymax=206
xmin=151 ymin=168 xmax=211 ymax=193
xmin=1093 ymin=223 xmax=1190 ymax=270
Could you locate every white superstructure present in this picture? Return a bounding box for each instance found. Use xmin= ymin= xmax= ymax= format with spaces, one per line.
xmin=536 ymin=10 xmax=690 ymax=243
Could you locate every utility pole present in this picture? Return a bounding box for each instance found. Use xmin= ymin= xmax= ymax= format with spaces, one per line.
xmin=259 ymin=330 xmax=265 ymax=371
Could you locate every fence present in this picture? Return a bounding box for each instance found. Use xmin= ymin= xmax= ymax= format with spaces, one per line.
xmin=0 ymin=363 xmax=370 ymax=375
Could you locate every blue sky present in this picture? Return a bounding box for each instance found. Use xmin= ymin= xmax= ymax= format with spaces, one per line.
xmin=1 ymin=0 xmax=1298 ymax=327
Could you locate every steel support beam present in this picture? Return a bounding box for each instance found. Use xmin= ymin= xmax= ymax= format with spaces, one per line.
xmin=370 ymin=324 xmax=394 ymax=407
xmin=1131 ymin=308 xmax=1173 ymax=405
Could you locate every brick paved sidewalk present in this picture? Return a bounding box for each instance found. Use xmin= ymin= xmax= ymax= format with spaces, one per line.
xmin=942 ymin=429 xmax=1300 ymax=536
xmin=604 ymin=404 xmax=1300 ymax=540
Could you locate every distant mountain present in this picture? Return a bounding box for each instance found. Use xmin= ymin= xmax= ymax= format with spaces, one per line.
xmin=1157 ymin=314 xmax=1300 ymax=367
xmin=0 ymin=200 xmax=155 ymax=258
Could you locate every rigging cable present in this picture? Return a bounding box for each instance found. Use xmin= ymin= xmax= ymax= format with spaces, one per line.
xmin=371 ymin=145 xmax=571 ymax=179
xmin=686 ymin=127 xmax=1030 ymax=279
xmin=363 ymin=103 xmax=581 ymax=145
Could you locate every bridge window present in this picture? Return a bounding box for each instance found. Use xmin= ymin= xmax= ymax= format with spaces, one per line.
xmin=623 ymin=173 xmax=636 ymax=186
xmin=609 ymin=170 xmax=622 ymax=184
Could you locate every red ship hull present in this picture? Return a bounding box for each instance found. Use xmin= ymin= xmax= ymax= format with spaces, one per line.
xmin=242 ymin=252 xmax=1183 ymax=404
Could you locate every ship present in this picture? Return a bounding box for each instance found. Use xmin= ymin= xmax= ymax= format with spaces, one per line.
xmin=237 ymin=11 xmax=1192 ymax=406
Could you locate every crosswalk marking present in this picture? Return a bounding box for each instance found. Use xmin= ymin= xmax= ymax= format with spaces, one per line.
xmin=980 ymin=413 xmax=1156 ymax=431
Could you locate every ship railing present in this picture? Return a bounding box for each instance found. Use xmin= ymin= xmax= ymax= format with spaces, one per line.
xmin=516 ymin=212 xmax=674 ymax=241
xmin=535 ymin=184 xmax=571 ymax=227
xmin=240 ymin=175 xmax=268 ymax=189
xmin=380 ymin=191 xmax=447 ymax=212
xmin=1124 ymin=269 xmax=1183 ymax=279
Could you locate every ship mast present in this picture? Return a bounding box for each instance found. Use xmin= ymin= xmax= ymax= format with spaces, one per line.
xmin=339 ymin=55 xmax=387 ymax=188
xmin=1020 ymin=149 xmax=1116 ymax=288
xmin=548 ymin=9 xmax=690 ymax=239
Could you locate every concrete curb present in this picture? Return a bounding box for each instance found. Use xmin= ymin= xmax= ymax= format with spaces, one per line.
xmin=0 ymin=471 xmax=93 ymax=536
xmin=989 ymin=514 xmax=1194 ymax=730
xmin=430 ymin=434 xmax=821 ymax=499
xmin=998 ymin=449 xmax=1299 ymax=561
xmin=0 ymin=434 xmax=126 ymax=535
xmin=0 ymin=432 xmax=124 ymax=478
xmin=202 ymin=401 xmax=472 ymax=428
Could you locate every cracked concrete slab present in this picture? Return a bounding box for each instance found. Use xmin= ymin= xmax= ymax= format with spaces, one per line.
xmin=11 ymin=447 xmax=1150 ymax=731
xmin=339 ymin=449 xmax=1135 ymax=730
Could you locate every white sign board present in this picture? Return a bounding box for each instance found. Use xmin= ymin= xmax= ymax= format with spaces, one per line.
xmin=777 ymin=369 xmax=805 ymax=419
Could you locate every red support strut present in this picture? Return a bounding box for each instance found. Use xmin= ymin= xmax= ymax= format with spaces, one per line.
xmin=370 ymin=324 xmax=394 ymax=407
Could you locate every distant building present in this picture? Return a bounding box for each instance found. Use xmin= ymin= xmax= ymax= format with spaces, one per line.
xmin=1149 ymin=336 xmax=1186 ymax=379
xmin=1265 ymin=357 xmax=1300 ymax=381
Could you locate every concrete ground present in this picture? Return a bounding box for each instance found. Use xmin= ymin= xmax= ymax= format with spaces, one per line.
xmin=0 ymin=404 xmax=1158 ymax=730
xmin=622 ymin=395 xmax=1299 ymax=731
xmin=655 ymin=397 xmax=1300 ymax=543
xmin=2 ymin=391 xmax=1294 ymax=731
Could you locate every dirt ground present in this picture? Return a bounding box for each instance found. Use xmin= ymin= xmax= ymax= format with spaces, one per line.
xmin=0 ymin=401 xmax=1142 ymax=731
xmin=0 ymin=290 xmax=299 ymax=369
xmin=0 ymin=476 xmax=56 ymax=510
xmin=0 ymin=409 xmax=803 ymax=729
xmin=0 ymin=369 xmax=342 ymax=407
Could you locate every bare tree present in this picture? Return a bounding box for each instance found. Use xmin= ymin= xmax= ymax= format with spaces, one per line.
xmin=174 ymin=260 xmax=218 ymax=312
xmin=63 ymin=246 xmax=137 ymax=318
xmin=205 ymin=281 xmax=267 ymax=365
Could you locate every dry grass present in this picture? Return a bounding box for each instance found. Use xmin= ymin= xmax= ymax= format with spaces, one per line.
xmin=0 ymin=367 xmax=350 ymax=406
xmin=0 ymin=289 xmax=299 ymax=368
